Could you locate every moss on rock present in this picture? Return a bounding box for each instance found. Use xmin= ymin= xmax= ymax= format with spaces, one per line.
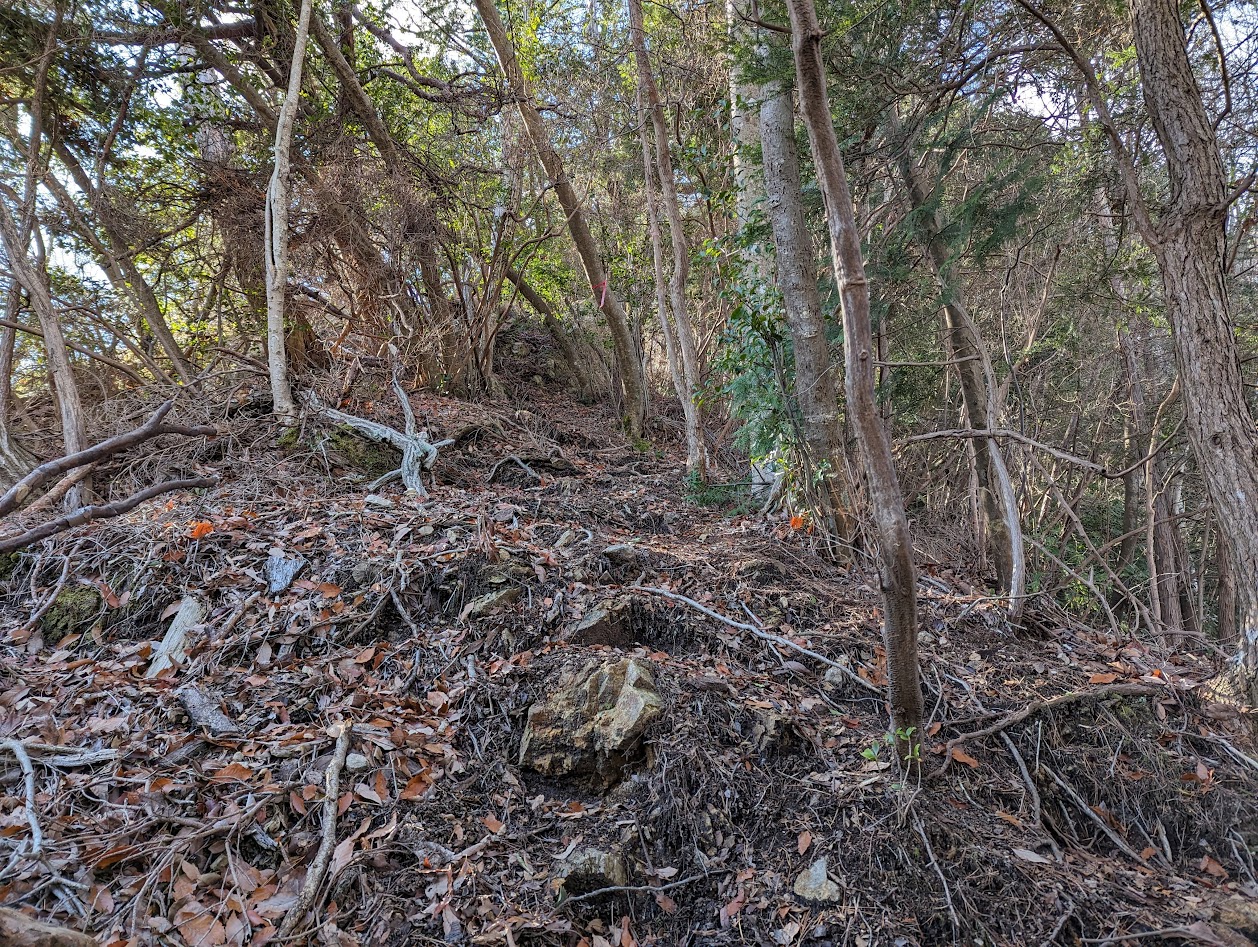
xmin=41 ymin=585 xmax=102 ymax=644
xmin=324 ymin=426 xmax=400 ymax=479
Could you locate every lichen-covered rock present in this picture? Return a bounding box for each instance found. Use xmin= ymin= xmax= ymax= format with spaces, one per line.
xmin=1217 ymin=896 xmax=1258 ymax=937
xmin=558 ymin=845 xmax=628 ymax=896
xmin=0 ymin=908 xmax=96 ymax=947
xmin=520 ymin=658 xmax=663 ymax=785
xmin=793 ymin=858 xmax=842 ymax=903
xmin=40 ymin=586 xmax=101 ymax=644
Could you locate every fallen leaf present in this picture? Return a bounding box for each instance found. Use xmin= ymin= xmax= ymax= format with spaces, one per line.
xmin=483 ymin=813 xmax=504 ymax=834
xmin=188 ymin=521 xmax=215 ymax=540
xmin=1200 ymin=855 xmax=1229 ymax=879
xmin=399 ymin=774 xmax=431 ymax=800
xmin=211 ymin=763 xmax=253 ymax=782
xmin=1088 ymin=672 xmax=1119 ymax=684
xmin=950 ymin=747 xmax=980 ymax=769
xmin=797 ymin=830 xmax=812 ymax=855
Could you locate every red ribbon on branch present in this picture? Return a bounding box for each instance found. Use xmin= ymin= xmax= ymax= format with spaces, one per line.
xmin=592 ymin=280 xmax=608 ymax=307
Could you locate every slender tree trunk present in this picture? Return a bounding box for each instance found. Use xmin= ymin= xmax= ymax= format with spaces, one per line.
xmin=473 ymin=0 xmax=648 ymax=437
xmin=1130 ymin=0 xmax=1258 ymax=692
xmin=264 ymin=0 xmax=313 ymax=421
xmin=0 ymin=202 xmax=88 ymax=507
xmin=636 ymin=91 xmax=695 ymax=467
xmin=759 ymin=72 xmax=853 ymax=543
xmin=50 ymin=140 xmax=195 ymax=386
xmin=725 ymin=0 xmax=772 ymax=285
xmin=628 ymin=0 xmax=705 ymax=473
xmin=892 ymin=118 xmax=1022 ymax=608
xmin=0 ymin=289 xmax=36 ymax=489
xmin=787 ymin=0 xmax=923 ymax=755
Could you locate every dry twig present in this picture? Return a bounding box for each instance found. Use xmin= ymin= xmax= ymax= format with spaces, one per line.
xmin=277 ymin=723 xmax=352 ymax=939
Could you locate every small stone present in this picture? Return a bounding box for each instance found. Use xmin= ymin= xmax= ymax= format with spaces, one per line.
xmin=346 ymin=753 xmax=369 ymax=772
xmin=266 ymin=553 xmax=307 ymax=594
xmin=603 ymin=543 xmax=639 ymax=564
xmin=559 ymin=846 xmax=628 ymax=895
xmin=363 ymin=494 xmax=395 ymax=509
xmin=460 ymin=586 xmax=520 ymax=619
xmin=418 ymin=524 xmax=435 ymax=536
xmin=793 ymin=858 xmax=842 ymax=903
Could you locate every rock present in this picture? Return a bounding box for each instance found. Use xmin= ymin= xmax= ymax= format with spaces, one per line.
xmin=1218 ymin=897 xmax=1258 ymax=937
xmin=793 ymin=858 xmax=842 ymax=903
xmin=559 ymin=845 xmax=628 ymax=895
xmin=363 ymin=494 xmax=395 ymax=509
xmin=346 ymin=753 xmax=369 ymax=772
xmin=0 ymin=908 xmax=96 ymax=947
xmin=602 ymin=544 xmax=640 ymax=565
xmin=266 ymin=553 xmax=307 ymax=594
xmin=350 ymin=561 xmax=376 ymax=588
xmin=520 ymin=658 xmax=663 ymax=785
xmin=460 ymin=586 xmax=520 ymax=620
xmin=569 ymin=598 xmax=634 ymax=647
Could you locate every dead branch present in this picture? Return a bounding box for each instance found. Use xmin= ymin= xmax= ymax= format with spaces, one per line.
xmin=632 ymin=585 xmax=881 ymax=694
xmin=0 ymin=477 xmax=217 ymax=554
xmin=312 ymin=389 xmax=453 ymax=496
xmin=0 ymin=738 xmax=42 ymax=854
xmin=487 ymin=455 xmax=540 ymax=483
xmin=277 ymin=723 xmax=352 ymax=939
xmin=946 ymin=683 xmax=1162 ymax=750
xmin=0 ymin=400 xmax=217 ymax=516
xmin=1041 ymin=762 xmax=1150 ymax=865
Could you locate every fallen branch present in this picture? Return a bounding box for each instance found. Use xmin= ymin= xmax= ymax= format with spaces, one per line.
xmin=487 ymin=455 xmax=540 ymax=484
xmin=1041 ymin=762 xmax=1150 ymax=865
xmin=632 ymin=585 xmax=880 ymax=694
xmin=560 ymin=872 xmax=710 ymax=905
xmin=0 ymin=477 xmax=217 ymax=554
xmin=947 ymin=683 xmax=1161 ymax=751
xmin=0 ymin=400 xmax=216 ymax=516
xmin=277 ymin=723 xmax=352 ymax=939
xmin=0 ymin=738 xmax=42 ymax=854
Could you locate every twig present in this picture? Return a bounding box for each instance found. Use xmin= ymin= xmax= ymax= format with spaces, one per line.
xmin=0 ymin=738 xmax=42 ymax=854
xmin=631 ymin=585 xmax=881 ymax=694
xmin=277 ymin=723 xmax=352 ymax=939
xmin=487 ymin=455 xmax=540 ymax=484
xmin=946 ymin=683 xmax=1160 ymax=752
xmin=1040 ymin=763 xmax=1149 ymax=865
xmin=19 ymin=553 xmax=72 ymax=636
xmin=560 ymin=872 xmax=709 ymax=905
xmin=913 ymin=815 xmax=958 ymax=933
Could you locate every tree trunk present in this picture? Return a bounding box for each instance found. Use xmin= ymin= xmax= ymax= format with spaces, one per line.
xmin=0 ymin=202 xmax=88 ymax=508
xmin=636 ymin=90 xmax=695 ymax=468
xmin=628 ymin=0 xmax=705 ymax=474
xmin=892 ymin=117 xmax=1022 ymax=608
xmin=50 ymin=139 xmax=195 ymax=386
xmin=0 ymin=289 xmax=36 ymax=490
xmin=787 ymin=0 xmax=923 ymax=755
xmin=473 ymin=0 xmax=648 ymax=437
xmin=1130 ymin=0 xmax=1258 ymax=692
xmin=759 ymin=72 xmax=853 ymax=543
xmin=264 ymin=0 xmax=313 ymax=422
xmin=725 ymin=0 xmax=773 ymax=285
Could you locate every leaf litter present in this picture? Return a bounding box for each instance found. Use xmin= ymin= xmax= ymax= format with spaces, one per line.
xmin=0 ymin=383 xmax=1256 ymax=946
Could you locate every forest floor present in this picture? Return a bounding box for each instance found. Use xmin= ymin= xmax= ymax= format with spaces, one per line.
xmin=2 ymin=353 xmax=1258 ymax=947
